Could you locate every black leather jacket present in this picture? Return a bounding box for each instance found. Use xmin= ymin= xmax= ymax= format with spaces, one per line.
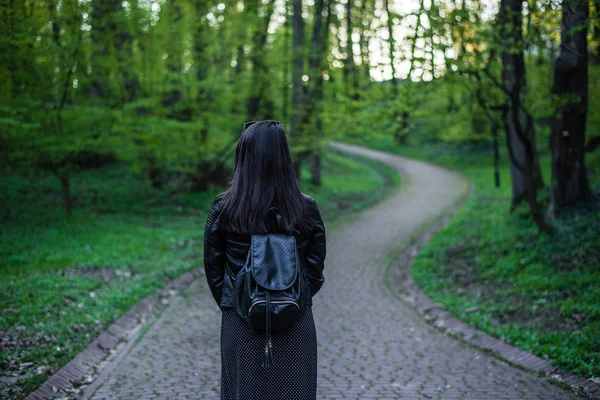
xmin=203 ymin=194 xmax=326 ymax=310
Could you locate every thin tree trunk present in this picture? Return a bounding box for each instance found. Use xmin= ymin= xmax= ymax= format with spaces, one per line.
xmin=114 ymin=4 xmax=139 ymax=102
xmin=282 ymin=0 xmax=291 ymax=125
xmin=308 ymin=0 xmax=332 ymax=186
xmin=549 ymin=0 xmax=591 ymax=213
xmin=592 ymin=0 xmax=600 ymax=62
xmin=89 ymin=0 xmax=121 ymax=100
xmin=384 ymin=0 xmax=397 ymax=94
xmin=194 ymin=0 xmax=211 ymax=140
xmin=310 ymin=152 xmax=322 ymax=186
xmin=344 ymin=0 xmax=358 ymax=98
xmin=47 ymin=0 xmax=80 ymax=216
xmin=247 ymin=0 xmax=276 ymax=120
xmin=291 ymin=0 xmax=305 ymax=179
xmin=428 ymin=1 xmax=438 ymax=79
xmin=163 ymin=0 xmax=184 ymax=113
xmin=358 ymin=0 xmax=372 ymax=85
xmin=60 ymin=170 xmax=73 ymax=216
xmin=4 ymin=0 xmax=19 ymax=100
xmin=407 ymin=0 xmax=425 ymax=80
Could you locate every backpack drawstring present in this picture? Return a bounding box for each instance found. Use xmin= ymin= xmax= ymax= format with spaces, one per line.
xmin=262 ymin=291 xmax=274 ymax=368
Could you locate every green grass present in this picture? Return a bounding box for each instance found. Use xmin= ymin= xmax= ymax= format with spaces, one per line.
xmin=0 ymin=149 xmax=399 ymax=399
xmin=351 ymin=133 xmax=600 ymax=378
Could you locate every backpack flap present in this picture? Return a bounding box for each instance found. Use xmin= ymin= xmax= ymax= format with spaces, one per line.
xmin=251 ymin=234 xmax=298 ymax=290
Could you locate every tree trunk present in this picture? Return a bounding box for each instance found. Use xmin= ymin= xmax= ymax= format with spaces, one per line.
xmin=282 ymin=0 xmax=291 ymax=125
xmin=549 ymin=0 xmax=591 ymax=213
xmin=592 ymin=0 xmax=600 ymax=63
xmin=247 ymin=0 xmax=276 ymax=120
xmin=384 ymin=0 xmax=397 ymax=94
xmin=407 ymin=0 xmax=425 ymax=80
xmin=60 ymin=170 xmax=73 ymax=216
xmin=398 ymin=111 xmax=409 ymax=144
xmin=114 ymin=3 xmax=139 ymax=103
xmin=385 ymin=0 xmax=404 ymax=143
xmin=307 ymin=0 xmax=331 ymax=186
xmin=88 ymin=0 xmax=135 ymax=104
xmin=291 ymin=0 xmax=305 ymax=179
xmin=499 ymin=0 xmax=549 ymax=233
xmin=310 ymin=152 xmax=322 ymax=186
xmin=89 ymin=0 xmax=121 ymax=100
xmin=3 ymin=0 xmax=20 ymax=100
xmin=358 ymin=0 xmax=372 ymax=85
xmin=344 ymin=0 xmax=359 ymax=98
xmin=47 ymin=165 xmax=73 ymax=216
xmin=194 ymin=0 xmax=210 ymax=132
xmin=163 ymin=0 xmax=184 ymax=112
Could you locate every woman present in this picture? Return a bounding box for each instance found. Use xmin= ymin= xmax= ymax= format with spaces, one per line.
xmin=203 ymin=120 xmax=326 ymax=400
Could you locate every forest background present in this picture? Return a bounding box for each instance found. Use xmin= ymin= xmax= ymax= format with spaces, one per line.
xmin=1 ymin=0 xmax=599 ymax=398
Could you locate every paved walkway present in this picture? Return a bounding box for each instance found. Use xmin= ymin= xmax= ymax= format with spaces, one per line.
xmin=88 ymin=144 xmax=577 ymax=400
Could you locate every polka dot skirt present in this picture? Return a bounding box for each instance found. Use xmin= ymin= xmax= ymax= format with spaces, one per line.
xmin=220 ymin=306 xmax=317 ymax=400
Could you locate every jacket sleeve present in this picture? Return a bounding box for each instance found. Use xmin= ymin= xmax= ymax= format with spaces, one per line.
xmin=305 ymin=198 xmax=326 ymax=297
xmin=203 ymin=200 xmax=226 ymax=306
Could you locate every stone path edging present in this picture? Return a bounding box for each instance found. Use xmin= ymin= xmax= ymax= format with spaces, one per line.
xmin=25 ymin=268 xmax=204 ymax=400
xmin=384 ymin=160 xmax=600 ymax=400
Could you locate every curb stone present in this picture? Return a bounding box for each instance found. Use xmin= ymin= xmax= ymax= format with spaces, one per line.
xmin=25 ymin=268 xmax=204 ymax=400
xmin=385 ymin=168 xmax=600 ymax=400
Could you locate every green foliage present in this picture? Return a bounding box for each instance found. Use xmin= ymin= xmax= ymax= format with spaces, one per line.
xmin=112 ymin=103 xmax=237 ymax=190
xmin=1 ymin=106 xmax=114 ymax=169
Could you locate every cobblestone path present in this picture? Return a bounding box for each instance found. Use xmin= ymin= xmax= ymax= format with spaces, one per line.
xmin=88 ymin=144 xmax=577 ymax=400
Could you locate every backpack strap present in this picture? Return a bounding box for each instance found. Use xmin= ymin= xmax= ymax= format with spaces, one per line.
xmin=262 ymin=291 xmax=274 ymax=368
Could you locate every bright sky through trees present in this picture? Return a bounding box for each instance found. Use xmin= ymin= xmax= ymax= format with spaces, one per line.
xmin=135 ymin=0 xmax=499 ymax=82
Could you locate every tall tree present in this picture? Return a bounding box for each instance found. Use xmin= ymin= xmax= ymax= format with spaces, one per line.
xmin=162 ymin=0 xmax=185 ymax=115
xmin=115 ymin=1 xmax=140 ymax=102
xmin=291 ymin=0 xmax=305 ymax=178
xmin=497 ymin=0 xmax=549 ymax=233
xmin=247 ymin=0 xmax=276 ymax=120
xmin=592 ymin=0 xmax=600 ymax=62
xmin=549 ymin=0 xmax=592 ymax=213
xmin=344 ymin=0 xmax=359 ymax=98
xmin=193 ymin=0 xmax=212 ymax=141
xmin=384 ymin=0 xmax=397 ymax=94
xmin=307 ymin=0 xmax=333 ymax=185
xmin=407 ymin=0 xmax=425 ymax=80
xmin=282 ymin=0 xmax=292 ymax=125
xmin=89 ymin=0 xmax=120 ymax=101
xmin=2 ymin=1 xmax=36 ymax=102
xmin=357 ymin=0 xmax=373 ymax=84
xmin=88 ymin=0 xmax=137 ymax=104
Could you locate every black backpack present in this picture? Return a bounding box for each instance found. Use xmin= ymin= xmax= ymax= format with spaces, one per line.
xmin=231 ymin=232 xmax=309 ymax=368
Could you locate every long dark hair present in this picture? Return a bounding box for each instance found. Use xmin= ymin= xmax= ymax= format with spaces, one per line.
xmin=217 ymin=120 xmax=311 ymax=234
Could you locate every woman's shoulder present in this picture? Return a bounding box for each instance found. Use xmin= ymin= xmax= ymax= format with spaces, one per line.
xmin=211 ymin=193 xmax=227 ymax=210
xmin=206 ymin=195 xmax=227 ymax=224
xmin=301 ymin=192 xmax=317 ymax=206
xmin=301 ymin=193 xmax=321 ymax=218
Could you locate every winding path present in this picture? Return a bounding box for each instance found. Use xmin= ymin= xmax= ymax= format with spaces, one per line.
xmin=87 ymin=144 xmax=577 ymax=400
